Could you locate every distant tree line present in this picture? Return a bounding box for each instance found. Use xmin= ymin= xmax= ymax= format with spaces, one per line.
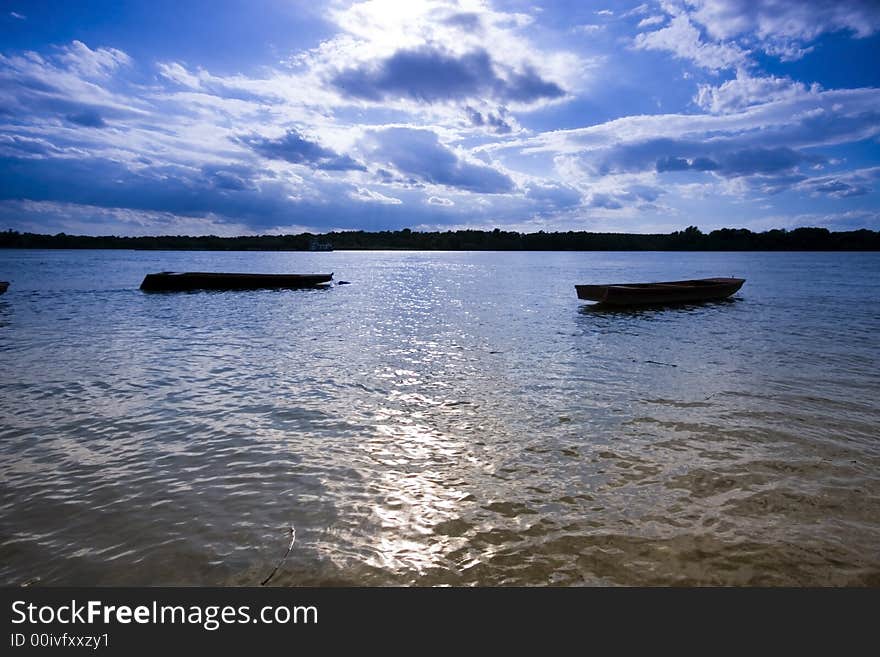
xmin=1 ymin=226 xmax=879 ymax=251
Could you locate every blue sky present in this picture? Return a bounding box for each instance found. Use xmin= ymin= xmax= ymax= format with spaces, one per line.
xmin=1 ymin=0 xmax=879 ymax=235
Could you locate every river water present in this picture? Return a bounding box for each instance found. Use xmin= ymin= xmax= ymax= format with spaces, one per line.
xmin=0 ymin=249 xmax=878 ymax=585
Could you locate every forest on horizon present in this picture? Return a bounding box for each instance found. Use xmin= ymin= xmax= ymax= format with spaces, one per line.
xmin=1 ymin=226 xmax=879 ymax=251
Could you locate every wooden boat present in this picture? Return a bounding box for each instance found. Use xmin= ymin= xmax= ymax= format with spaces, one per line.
xmin=575 ymin=277 xmax=744 ymax=306
xmin=140 ymin=272 xmax=333 ymax=292
xmin=0 ymin=281 xmax=8 ymax=295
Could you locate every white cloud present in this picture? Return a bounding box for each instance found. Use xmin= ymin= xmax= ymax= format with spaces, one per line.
xmin=762 ymin=41 xmax=814 ymax=62
xmin=688 ymin=0 xmax=880 ymax=42
xmin=505 ymin=86 xmax=880 ymax=156
xmin=0 ymin=45 xmax=149 ymax=133
xmin=695 ymin=72 xmax=819 ymax=113
xmin=634 ymin=15 xmax=748 ymax=71
xmin=647 ymin=0 xmax=880 ymax=64
xmin=58 ymin=40 xmax=131 ymax=78
xmin=487 ymin=85 xmax=880 ymax=205
xmin=322 ymin=0 xmax=588 ymax=106
xmin=573 ymin=24 xmax=604 ymax=34
xmin=637 ymin=16 xmax=666 ymax=29
xmin=349 ymin=186 xmax=403 ymax=204
xmin=157 ymin=62 xmax=203 ymax=89
xmin=524 ymin=181 xmax=582 ymax=208
xmin=1 ymin=3 xmax=878 ymax=236
xmin=623 ymin=4 xmax=650 ymax=17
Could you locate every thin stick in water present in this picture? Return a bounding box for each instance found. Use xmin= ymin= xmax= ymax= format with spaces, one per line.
xmin=261 ymin=525 xmax=296 ymax=586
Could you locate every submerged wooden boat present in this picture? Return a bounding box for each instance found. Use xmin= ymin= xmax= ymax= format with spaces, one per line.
xmin=140 ymin=272 xmax=333 ymax=292
xmin=0 ymin=281 xmax=8 ymax=295
xmin=576 ymin=277 xmax=744 ymax=306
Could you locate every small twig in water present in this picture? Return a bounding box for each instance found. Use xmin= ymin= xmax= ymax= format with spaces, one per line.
xmin=261 ymin=525 xmax=296 ymax=586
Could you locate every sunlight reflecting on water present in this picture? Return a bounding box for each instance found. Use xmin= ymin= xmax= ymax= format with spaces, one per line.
xmin=0 ymin=250 xmax=879 ymax=585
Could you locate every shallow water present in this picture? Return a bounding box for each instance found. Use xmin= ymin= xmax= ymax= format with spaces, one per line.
xmin=0 ymin=249 xmax=878 ymax=586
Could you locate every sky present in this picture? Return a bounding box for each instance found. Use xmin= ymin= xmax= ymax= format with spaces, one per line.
xmin=1 ymin=0 xmax=879 ymax=236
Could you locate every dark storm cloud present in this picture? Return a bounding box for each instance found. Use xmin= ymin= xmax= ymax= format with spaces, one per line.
xmin=502 ymin=66 xmax=566 ymax=103
xmin=656 ymin=155 xmax=719 ymax=171
xmin=809 ymin=180 xmax=868 ymax=197
xmin=586 ymin=135 xmax=822 ymax=182
xmin=465 ymin=106 xmax=513 ymax=134
xmin=239 ymin=129 xmax=366 ymax=171
xmin=720 ymin=147 xmax=808 ymax=175
xmin=368 ymin=127 xmax=515 ymax=193
xmin=201 ymin=163 xmax=260 ymax=191
xmin=0 ymin=156 xmax=276 ymax=218
xmin=331 ymin=47 xmax=564 ymax=104
xmin=0 ymin=154 xmax=462 ymax=231
xmin=651 ymin=145 xmax=820 ymax=190
xmin=796 ymin=167 xmax=880 ymax=198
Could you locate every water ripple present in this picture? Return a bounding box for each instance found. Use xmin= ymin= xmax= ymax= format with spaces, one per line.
xmin=0 ymin=250 xmax=878 ymax=585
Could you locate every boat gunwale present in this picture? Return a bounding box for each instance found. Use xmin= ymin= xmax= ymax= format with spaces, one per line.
xmin=575 ymin=277 xmax=745 ymax=305
xmin=140 ymin=271 xmax=334 ymax=291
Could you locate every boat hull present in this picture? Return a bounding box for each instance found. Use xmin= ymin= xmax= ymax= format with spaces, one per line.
xmin=140 ymin=272 xmax=333 ymax=292
xmin=0 ymin=281 xmax=8 ymax=295
xmin=576 ymin=277 xmax=744 ymax=306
